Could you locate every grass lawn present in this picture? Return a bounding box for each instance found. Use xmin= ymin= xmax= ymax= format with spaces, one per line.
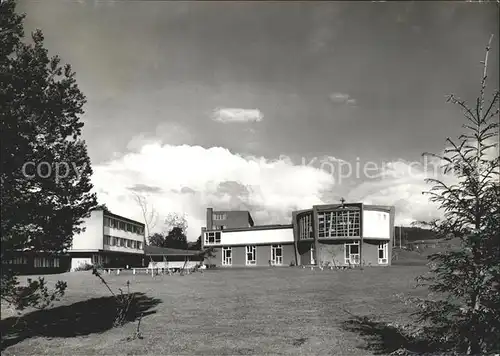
xmin=1 ymin=266 xmax=429 ymax=355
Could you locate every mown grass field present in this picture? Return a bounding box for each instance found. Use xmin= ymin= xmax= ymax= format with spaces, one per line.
xmin=1 ymin=266 xmax=429 ymax=355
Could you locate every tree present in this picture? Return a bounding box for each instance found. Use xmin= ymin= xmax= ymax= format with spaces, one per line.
xmin=163 ymin=212 xmax=188 ymax=236
xmin=164 ymin=227 xmax=188 ymax=250
xmin=132 ymin=193 xmax=158 ymax=242
xmin=93 ymin=203 xmax=111 ymax=213
xmin=199 ymin=246 xmax=216 ymax=266
xmin=1 ymin=0 xmax=97 ymax=309
xmin=148 ymin=232 xmax=166 ymax=248
xmin=414 ymin=35 xmax=499 ymax=354
xmin=189 ymin=235 xmax=202 ymax=250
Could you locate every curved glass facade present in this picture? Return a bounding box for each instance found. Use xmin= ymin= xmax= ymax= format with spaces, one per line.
xmin=318 ymin=208 xmax=361 ymax=238
xmin=298 ymin=212 xmax=313 ymax=240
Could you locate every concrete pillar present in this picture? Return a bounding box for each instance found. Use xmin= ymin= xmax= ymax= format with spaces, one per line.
xmin=312 ymin=206 xmax=319 ymax=266
xmin=291 ymin=211 xmax=300 ymax=266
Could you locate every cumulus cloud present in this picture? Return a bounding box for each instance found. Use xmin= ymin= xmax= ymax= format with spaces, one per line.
xmin=128 ymin=184 xmax=163 ymax=194
xmin=212 ymin=108 xmax=264 ymax=123
xmin=93 ymin=138 xmax=489 ymax=239
xmin=329 ymin=92 xmax=357 ymax=106
xmin=127 ymin=122 xmax=193 ymax=151
xmin=346 ymin=156 xmax=459 ymax=225
xmin=91 ymin=143 xmax=334 ymax=240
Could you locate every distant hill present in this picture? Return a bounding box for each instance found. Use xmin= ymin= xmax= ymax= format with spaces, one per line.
xmin=394 ymin=226 xmax=439 ymax=246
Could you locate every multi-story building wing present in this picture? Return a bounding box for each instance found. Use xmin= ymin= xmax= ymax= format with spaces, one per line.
xmin=201 ymin=202 xmax=394 ymax=267
xmin=206 ymin=208 xmax=254 ymax=230
xmin=294 ymin=203 xmax=394 ymax=267
xmin=69 ymin=208 xmax=145 ymax=270
xmin=203 ymin=224 xmax=295 ymax=267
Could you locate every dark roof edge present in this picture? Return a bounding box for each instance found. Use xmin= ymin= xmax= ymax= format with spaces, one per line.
xmin=102 ymin=210 xmax=146 ymax=227
xmin=207 ymin=224 xmax=293 ymax=232
xmin=364 ymin=205 xmax=394 ymax=212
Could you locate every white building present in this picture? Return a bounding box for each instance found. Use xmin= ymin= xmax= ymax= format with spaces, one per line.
xmin=69 ymin=208 xmax=145 ymax=271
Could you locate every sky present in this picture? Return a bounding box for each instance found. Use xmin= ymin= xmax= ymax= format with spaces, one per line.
xmin=18 ymin=0 xmax=499 ymax=240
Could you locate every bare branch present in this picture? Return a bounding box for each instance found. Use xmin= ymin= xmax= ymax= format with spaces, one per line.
xmin=131 ymin=192 xmax=159 ymax=239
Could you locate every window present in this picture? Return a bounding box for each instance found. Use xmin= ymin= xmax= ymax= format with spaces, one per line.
xmin=126 ymin=223 xmax=133 ymax=232
xmin=34 ymin=257 xmax=60 ymax=268
xmin=204 ymin=231 xmax=221 ymax=245
xmin=213 ymin=213 xmax=227 ymax=220
xmin=108 ymin=218 xmax=117 ymax=229
xmin=246 ymin=245 xmax=256 ymax=265
xmin=119 ymin=238 xmax=125 ymax=247
xmin=222 ymin=247 xmax=232 ymax=266
xmin=127 ymin=239 xmax=133 ymax=248
xmin=378 ymin=242 xmax=388 ymax=264
xmin=271 ymin=245 xmax=283 ymax=265
xmin=8 ymin=256 xmax=28 ymax=265
xmin=104 ymin=217 xmax=110 ymax=227
xmin=91 ymin=254 xmax=99 ymax=265
xmin=137 ymin=242 xmax=143 ymax=250
xmin=119 ymin=221 xmax=126 ymax=230
xmin=318 ymin=209 xmax=361 ymax=238
xmin=104 ymin=235 xmax=111 ymax=245
xmin=299 ymin=214 xmax=313 ymax=240
xmin=344 ymin=241 xmax=360 ymax=265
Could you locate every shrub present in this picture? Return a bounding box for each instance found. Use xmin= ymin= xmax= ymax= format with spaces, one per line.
xmin=74 ymin=263 xmax=93 ymax=271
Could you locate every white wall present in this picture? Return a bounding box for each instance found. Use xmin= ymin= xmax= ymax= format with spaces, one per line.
xmin=70 ymin=210 xmax=103 ymax=251
xmin=218 ymin=228 xmax=294 ymax=246
xmin=363 ymin=210 xmax=390 ymax=239
xmin=70 ymin=257 xmax=92 ymax=271
xmin=103 ymin=244 xmax=143 ymax=254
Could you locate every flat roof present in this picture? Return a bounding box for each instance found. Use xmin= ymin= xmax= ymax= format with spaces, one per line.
xmin=206 ymin=224 xmax=293 ymax=233
xmin=98 ymin=209 xmax=145 ymax=227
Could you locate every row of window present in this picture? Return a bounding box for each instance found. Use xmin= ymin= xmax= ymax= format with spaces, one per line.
xmin=298 ymin=214 xmax=314 ymax=240
xmin=34 ymin=257 xmax=60 ymax=268
xmin=212 ymin=225 xmax=228 ymax=230
xmin=3 ymin=257 xmax=28 ymax=265
xmin=318 ymin=210 xmax=361 ymax=238
xmin=104 ymin=235 xmax=143 ymax=250
xmin=205 ymin=231 xmax=221 ymax=245
xmin=3 ymin=256 xmax=61 ymax=267
xmin=104 ymin=217 xmax=144 ymax=235
xmin=212 ymin=213 xmax=227 ymax=220
xmin=343 ymin=241 xmax=388 ymax=265
xmin=221 ymin=244 xmax=283 ymax=266
xmin=299 ymin=210 xmax=389 ymax=240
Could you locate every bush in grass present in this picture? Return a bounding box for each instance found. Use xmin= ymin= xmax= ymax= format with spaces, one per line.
xmin=74 ymin=263 xmax=94 ymax=271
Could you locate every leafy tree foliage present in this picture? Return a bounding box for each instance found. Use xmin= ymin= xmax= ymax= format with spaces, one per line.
xmin=163 ymin=212 xmax=188 ymax=236
xmin=1 ymin=0 xmax=96 ymax=309
xmin=147 ymin=228 xmax=188 ymax=250
xmin=414 ymin=35 xmax=499 ymax=355
xmin=148 ymin=232 xmax=166 ymax=248
xmin=165 ymin=227 xmax=188 ymax=250
xmin=189 ymin=235 xmax=202 ymax=250
xmin=93 ymin=203 xmax=111 ymax=213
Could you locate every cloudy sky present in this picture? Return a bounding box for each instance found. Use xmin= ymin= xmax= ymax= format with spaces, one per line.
xmin=18 ymin=1 xmax=499 ymax=239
